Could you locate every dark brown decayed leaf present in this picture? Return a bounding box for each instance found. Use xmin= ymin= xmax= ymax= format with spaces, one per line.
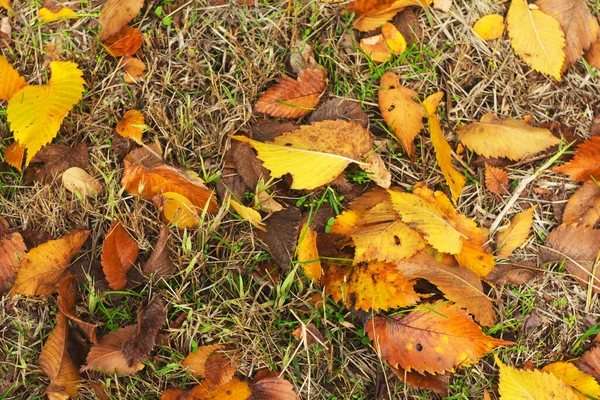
xmin=57 ymin=275 xmax=98 ymax=343
xmin=143 ymin=225 xmax=175 ymax=279
xmin=485 ymin=163 xmax=509 ymax=195
xmin=390 ymin=365 xmax=449 ymax=396
xmin=392 ymin=8 xmax=422 ymax=46
xmin=19 ymin=229 xmax=52 ymax=250
xmin=485 ymin=262 xmax=540 ymax=285
xmin=562 ymin=182 xmax=600 ymax=226
xmin=101 ymin=221 xmax=139 ymax=290
xmin=0 ymin=220 xmax=26 ymax=293
xmin=98 ymin=0 xmax=144 ymax=41
xmin=24 ymin=142 xmax=88 ymax=184
xmin=217 ymin=140 xmax=271 ymax=201
xmin=309 ymin=97 xmax=368 ymax=127
xmin=540 ymin=224 xmax=600 ymax=293
xmin=121 ymin=295 xmax=166 ymax=366
xmin=256 ymin=207 xmax=301 ymax=267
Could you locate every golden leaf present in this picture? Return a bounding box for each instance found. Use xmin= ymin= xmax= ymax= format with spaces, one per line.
xmin=98 ymin=0 xmax=144 ymax=41
xmin=38 ymin=6 xmax=78 ymax=22
xmin=473 ymin=14 xmax=505 ymax=40
xmin=158 ymin=192 xmax=200 ymax=229
xmin=359 ymin=23 xmax=406 ymax=63
xmin=485 ymin=163 xmax=509 ymax=195
xmin=116 ymin=109 xmax=145 ymax=143
xmin=495 ymin=206 xmax=536 ymax=258
xmin=542 ymin=361 xmax=600 ymax=399
xmin=297 ymin=224 xmax=322 ymax=281
xmin=0 ymin=55 xmax=28 ymax=101
xmin=230 ymin=199 xmax=265 ymax=231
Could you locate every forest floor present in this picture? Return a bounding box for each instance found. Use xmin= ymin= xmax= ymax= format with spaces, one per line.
xmin=1 ymin=0 xmax=600 ymax=399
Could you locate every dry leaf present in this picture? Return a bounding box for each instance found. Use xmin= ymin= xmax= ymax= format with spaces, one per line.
xmin=62 ymin=167 xmax=103 ymax=198
xmin=506 ymin=0 xmax=566 ymax=80
xmin=24 ymin=142 xmax=89 ymax=185
xmin=390 ymin=365 xmax=449 ymax=396
xmin=0 ymin=0 xmax=13 ymax=15
xmin=457 ymin=113 xmax=560 ymax=161
xmin=584 ymin=35 xmax=600 ymax=69
xmin=121 ymin=295 xmax=166 ymax=367
xmin=0 ymin=55 xmax=28 ymax=101
xmin=297 ymin=224 xmax=322 ymax=281
xmin=4 ymin=141 xmax=25 ymax=170
xmin=485 ymin=262 xmax=539 ymax=285
xmin=38 ymin=6 xmax=77 ymax=22
xmin=116 ymin=110 xmax=145 ymax=143
xmin=103 ymin=25 xmax=143 ymax=57
xmin=473 ymin=14 xmax=505 ymax=41
xmin=122 ymin=56 xmax=146 ymax=83
xmin=562 ymin=182 xmax=600 ymax=226
xmin=309 ymin=97 xmax=368 ymax=127
xmin=101 ymin=221 xmax=139 ymax=290
xmin=254 ymin=67 xmax=326 ymax=119
xmin=542 ymin=361 xmax=600 ymax=399
xmin=575 ymin=339 xmax=600 ymax=382
xmin=359 ymin=23 xmax=407 ymax=63
xmin=485 ymin=163 xmax=509 ymax=195
xmin=251 ymin=371 xmax=297 ymax=400
xmin=292 ymin=323 xmax=325 ymax=347
xmin=256 ymin=190 xmax=284 ymax=214
xmin=554 ymin=136 xmax=600 ymax=181
xmin=348 ymin=0 xmax=431 ymax=32
xmin=433 ymin=0 xmax=450 ymax=12
xmin=0 ymin=220 xmax=26 ymax=294
xmin=230 ymin=199 xmax=265 ymax=231
xmin=256 ymin=207 xmax=301 ymax=267
xmin=98 ymin=0 xmax=144 ymax=41
xmin=495 ymin=206 xmax=536 ymax=258
xmin=156 ymin=192 xmax=200 ymax=229
xmin=188 ymin=376 xmax=253 ymax=399
xmin=143 ymin=225 xmax=175 ymax=280
xmin=11 ymin=229 xmax=89 ymax=297
xmin=367 ymin=302 xmax=510 ymax=374
xmin=57 ymin=275 xmax=98 ymax=343
xmin=182 ymin=344 xmax=239 ymax=389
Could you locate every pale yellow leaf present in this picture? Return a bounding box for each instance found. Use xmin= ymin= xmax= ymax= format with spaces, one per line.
xmin=62 ymin=167 xmax=103 ymax=198
xmin=496 ymin=206 xmax=536 ymax=258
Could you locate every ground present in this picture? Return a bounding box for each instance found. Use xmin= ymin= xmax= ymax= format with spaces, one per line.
xmin=1 ymin=0 xmax=600 ymax=399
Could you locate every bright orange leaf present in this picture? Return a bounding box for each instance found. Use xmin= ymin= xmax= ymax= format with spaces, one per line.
xmin=116 ymin=109 xmax=145 ymax=143
xmin=103 ymin=25 xmax=143 ymax=57
xmin=554 ymin=136 xmax=600 ymax=181
xmin=182 ymin=344 xmax=239 ymax=389
xmin=485 ymin=163 xmax=509 ymax=195
xmin=101 ymin=221 xmax=139 ymax=290
xmin=122 ymin=56 xmax=146 ymax=83
xmin=4 ymin=141 xmax=26 ymax=170
xmin=0 ymin=55 xmax=28 ymax=100
xmin=0 ymin=220 xmax=26 ymax=293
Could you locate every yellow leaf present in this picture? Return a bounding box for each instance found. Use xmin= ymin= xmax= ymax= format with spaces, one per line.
xmin=38 ymin=6 xmax=78 ymax=22
xmin=297 ymin=224 xmax=321 ymax=281
xmin=116 ymin=109 xmax=145 ymax=144
xmin=457 ymin=113 xmax=560 ymax=161
xmin=378 ymin=71 xmax=426 ymax=158
xmin=230 ymin=199 xmax=265 ymax=231
xmin=159 ymin=192 xmax=200 ymax=229
xmin=0 ymin=0 xmax=13 ymax=15
xmin=360 ymin=23 xmax=407 ymax=62
xmin=7 ymin=61 xmax=85 ymax=165
xmin=542 ymin=361 xmax=600 ymax=400
xmin=496 ymin=206 xmax=536 ymax=258
xmin=506 ymin=0 xmax=566 ymax=80
xmin=330 ymin=209 xmax=361 ymax=239
xmin=232 ymin=120 xmax=380 ymax=190
xmin=455 ymin=241 xmax=496 ymax=278
xmin=473 ymin=14 xmax=505 ymax=40
xmin=496 ymin=355 xmax=580 ymax=399
xmin=0 ymin=56 xmax=28 ymax=101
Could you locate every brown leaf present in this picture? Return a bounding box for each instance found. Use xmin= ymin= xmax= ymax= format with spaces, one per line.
xmin=81 ymin=325 xmax=143 ymax=374
xmin=11 ymin=229 xmax=90 ymax=297
xmin=161 ymin=388 xmax=198 ymax=399
xmin=251 ymin=372 xmax=297 ymax=400
xmin=485 ymin=163 xmax=509 ymax=195
xmin=256 ymin=207 xmax=301 ymax=267
xmin=309 ymin=97 xmax=368 ymax=127
xmin=39 ymin=313 xmax=81 ymax=399
xmin=536 ymin=0 xmax=599 ymax=67
xmin=485 ymin=261 xmax=539 ymax=285
xmin=562 ymin=182 xmax=600 ymax=226
xmin=0 ymin=219 xmax=26 ymax=293
xmin=88 ymin=380 xmax=111 ymax=400
xmin=24 ymin=142 xmax=88 ymax=185
xmin=392 ymin=8 xmax=421 ymax=46
xmin=143 ymin=225 xmax=175 ymax=280
xmin=0 ymin=17 xmax=11 ymax=49
xmin=103 ymin=25 xmax=143 ymax=57
xmin=254 ymin=67 xmax=326 ymax=119
xmin=390 ymin=365 xmax=449 ymax=396
xmin=217 ymin=140 xmax=271 ymax=201
xmin=101 ymin=221 xmax=139 ymax=290
xmin=554 ymin=137 xmax=600 ymax=181
xmin=540 ymin=224 xmax=600 ymax=293
xmin=584 ymin=34 xmax=600 ymax=69
xmin=182 ymin=344 xmax=239 ymax=389
xmin=575 ymin=339 xmax=600 ymax=382
xmin=121 ymin=295 xmax=166 ymax=367
xmin=292 ymin=323 xmax=325 ymax=347
xmin=57 ymin=275 xmax=98 ymax=343
xmin=98 ymin=0 xmax=144 ymax=41
xmin=122 ymin=56 xmax=146 ymax=83
xmin=19 ymin=229 xmax=52 ymax=250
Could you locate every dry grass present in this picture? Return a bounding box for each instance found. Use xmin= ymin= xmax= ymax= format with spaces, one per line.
xmin=1 ymin=0 xmax=600 ymax=399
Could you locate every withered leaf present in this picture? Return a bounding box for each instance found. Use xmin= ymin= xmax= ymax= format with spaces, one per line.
xmin=563 ymin=182 xmax=600 ymax=227
xmin=0 ymin=219 xmax=26 ymax=293
xmin=309 ymin=97 xmax=368 ymax=127
xmin=121 ymin=295 xmax=166 ymax=367
xmin=251 ymin=371 xmax=297 ymax=400
xmin=98 ymin=0 xmax=144 ymax=41
xmin=143 ymin=225 xmax=175 ymax=280
xmin=182 ymin=344 xmax=239 ymax=389
xmin=57 ymin=275 xmax=98 ymax=343
xmin=392 ymin=8 xmax=422 ymax=46
xmin=24 ymin=142 xmax=88 ymax=185
xmin=256 ymin=206 xmax=301 ymax=267
xmin=575 ymin=337 xmax=600 ymax=383
xmin=101 ymin=221 xmax=139 ymax=290
xmin=554 ymin=137 xmax=600 ymax=182
xmin=485 ymin=163 xmax=509 ymax=195
xmin=292 ymin=323 xmax=325 ymax=347
xmin=485 ymin=261 xmax=539 ymax=285
xmin=103 ymin=25 xmax=143 ymax=57
xmin=217 ymin=140 xmax=270 ymax=201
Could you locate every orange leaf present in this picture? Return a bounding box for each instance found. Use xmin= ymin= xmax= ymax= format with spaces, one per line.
xmin=116 ymin=109 xmax=145 ymax=143
xmin=82 ymin=325 xmax=144 ymax=374
xmin=366 ymin=302 xmax=511 ymax=374
xmin=454 ymin=241 xmax=495 ymax=278
xmin=348 ymin=0 xmax=431 ymax=32
xmin=182 ymin=344 xmax=239 ymax=389
xmin=254 ymin=67 xmax=326 ymax=119
xmin=390 ymin=365 xmax=449 ymax=396
xmin=11 ymin=229 xmax=90 ymax=297
xmin=101 ymin=221 xmax=139 ymax=290
xmin=297 ymin=224 xmax=322 ymax=281
xmin=122 ymin=56 xmax=146 ymax=83
xmin=0 ymin=55 xmax=28 ymax=100
xmin=57 ymin=275 xmax=98 ymax=343
xmin=562 ymin=182 xmax=600 ymax=226
xmin=485 ymin=163 xmax=509 ymax=195
xmin=98 ymin=0 xmax=144 ymax=41
xmin=122 ymin=145 xmax=218 ymax=213
xmin=189 ymin=376 xmax=253 ymax=399
xmin=4 ymin=141 xmax=26 ymax=170
xmin=554 ymin=136 xmax=600 ymax=181
xmin=103 ymin=25 xmax=143 ymax=57
xmin=39 ymin=313 xmax=81 ymax=399
xmin=0 ymin=219 xmax=26 ymax=293
xmin=251 ymin=373 xmax=297 ymax=400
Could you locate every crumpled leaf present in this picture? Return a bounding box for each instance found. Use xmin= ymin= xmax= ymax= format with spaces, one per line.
xmin=11 ymin=229 xmax=89 ymax=297
xmin=101 ymin=221 xmax=139 ymax=290
xmin=495 ymin=206 xmax=536 ymax=258
xmin=297 ymin=224 xmax=322 ymax=281
xmin=116 ymin=109 xmax=145 ymax=143
xmin=378 ymin=71 xmax=425 ymax=159
xmin=542 ymin=361 xmax=600 ymax=399
xmin=256 ymin=206 xmax=301 ymax=267
xmin=473 ymin=14 xmax=505 ymax=41
xmin=562 ymin=182 xmax=600 ymax=226
xmin=182 ymin=344 xmax=239 ymax=389
xmin=230 ymin=199 xmax=265 ymax=231
xmin=62 ymin=166 xmax=103 ymax=198
xmin=233 ymin=120 xmax=388 ymax=190
xmin=103 ymin=25 xmax=143 ymax=57
xmin=0 ymin=55 xmax=28 ymax=101
xmin=359 ymin=23 xmax=406 ymax=63
xmin=554 ymin=136 xmax=600 ymax=182
xmin=367 ymin=302 xmax=511 ymax=374
xmin=485 ymin=163 xmax=509 ymax=195
xmin=7 ymin=61 xmax=85 ymax=165
xmin=143 ymin=225 xmax=175 ymax=280
xmin=0 ymin=220 xmax=26 ymax=294
xmin=98 ymin=0 xmax=144 ymax=41
xmin=457 ymin=113 xmax=560 ymax=161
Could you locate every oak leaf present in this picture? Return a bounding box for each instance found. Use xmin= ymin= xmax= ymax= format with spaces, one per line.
xmin=495 ymin=206 xmax=536 ymax=258
xmin=7 ymin=61 xmax=85 ymax=165
xmin=230 ymin=199 xmax=265 ymax=231
xmin=0 ymin=220 xmax=26 ymax=293
xmin=485 ymin=163 xmax=509 ymax=195
xmin=0 ymin=55 xmax=28 ymax=100
xmin=182 ymin=344 xmax=239 ymax=389
xmin=297 ymin=224 xmax=322 ymax=281
xmin=254 ymin=67 xmax=326 ymax=119
xmin=11 ymin=229 xmax=89 ymax=297
xmin=359 ymin=23 xmax=406 ymax=63
xmin=542 ymin=361 xmax=600 ymax=399
xmin=98 ymin=0 xmax=144 ymax=41
xmin=378 ymin=71 xmax=425 ymax=159
xmin=562 ymin=182 xmax=600 ymax=226
xmin=116 ymin=109 xmax=145 ymax=143
xmin=62 ymin=166 xmax=103 ymax=198
xmin=506 ymin=0 xmax=566 ymax=80
xmin=143 ymin=225 xmax=175 ymax=280
xmin=101 ymin=221 xmax=139 ymax=290
xmin=554 ymin=136 xmax=600 ymax=181
xmin=321 ymin=260 xmax=420 ymax=311
xmin=496 ymin=356 xmax=580 ymax=399
xmin=38 ymin=6 xmax=78 ymax=22
xmin=457 ymin=113 xmax=560 ymax=161
xmin=232 ymin=120 xmax=386 ymax=190
xmin=156 ymin=192 xmax=200 ymax=229
xmin=103 ymin=25 xmax=143 ymax=57
xmin=473 ymin=14 xmax=504 ymax=40
xmin=366 ymin=302 xmax=510 ymax=374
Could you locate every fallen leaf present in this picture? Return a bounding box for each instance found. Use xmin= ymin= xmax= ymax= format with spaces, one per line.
xmin=254 ymin=67 xmax=326 ymax=119
xmin=554 ymin=136 xmax=600 ymax=181
xmin=156 ymin=192 xmax=200 ymax=229
xmin=390 ymin=365 xmax=449 ymax=396
xmin=62 ymin=167 xmax=103 ymax=198
xmin=0 ymin=220 xmax=26 ymax=294
xmin=297 ymin=224 xmax=322 ymax=281
xmin=230 ymin=199 xmax=265 ymax=231
xmin=11 ymin=229 xmax=89 ymax=297
xmin=506 ymin=0 xmax=566 ymax=80
xmin=103 ymin=25 xmax=143 ymax=57
xmin=540 ymin=224 xmax=600 ymax=293
xmin=101 ymin=221 xmax=139 ymax=290
xmin=57 ymin=275 xmax=98 ymax=343
xmin=321 ymin=260 xmax=420 ymax=311
xmin=575 ymin=340 xmax=600 ymax=382
xmin=485 ymin=262 xmax=539 ymax=285
xmin=24 ymin=142 xmax=89 ymax=185
xmin=309 ymin=97 xmax=368 ymax=127
xmin=473 ymin=14 xmax=505 ymax=41
xmin=496 ymin=356 xmax=580 ymax=399
xmin=454 ymin=240 xmax=496 ymax=278
xmin=122 ymin=56 xmax=146 ymax=83
xmin=584 ymin=35 xmax=600 ymax=69
xmin=232 ymin=120 xmax=381 ymax=190
xmin=0 ymin=0 xmax=13 ymax=15
xmin=495 ymin=206 xmax=537 ymax=258
xmin=256 ymin=190 xmax=284 ymax=214
xmin=542 ymin=361 xmax=600 ymax=399
xmin=367 ymin=302 xmax=511 ymax=374
xmin=123 ymin=295 xmax=166 ymax=366
xmin=116 ymin=110 xmax=145 ymax=143
xmin=537 ymin=0 xmax=599 ymax=68
xmin=4 ymin=141 xmax=25 ymax=170
xmin=39 ymin=313 xmax=81 ymax=399
xmin=143 ymin=225 xmax=175 ymax=280
xmin=562 ymin=182 xmax=600 ymax=226
xmin=360 ymin=23 xmax=407 ymax=63
xmin=485 ymin=163 xmax=509 ymax=195
xmin=0 ymin=55 xmax=28 ymax=100
xmin=182 ymin=344 xmax=239 ymax=389
xmin=457 ymin=113 xmax=560 ymax=161
xmin=433 ymin=0 xmax=450 ymax=12
xmin=122 ymin=145 xmax=218 ymax=213
xmin=7 ymin=61 xmax=85 ymax=165
xmin=98 ymin=0 xmax=144 ymax=41
xmin=378 ymin=71 xmax=425 ymax=158
xmin=292 ymin=323 xmax=325 ymax=347
xmin=251 ymin=373 xmax=297 ymax=400
xmin=348 ymin=0 xmax=431 ymax=32
xmin=188 ymin=376 xmax=253 ymax=399
xmin=255 ymin=207 xmax=301 ymax=267
xmin=38 ymin=6 xmax=78 ymax=22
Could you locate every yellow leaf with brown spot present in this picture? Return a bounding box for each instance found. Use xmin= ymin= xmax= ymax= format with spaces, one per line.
xmin=297 ymin=224 xmax=321 ymax=281
xmin=455 ymin=241 xmax=496 ymax=278
xmin=542 ymin=361 xmax=600 ymax=399
xmin=473 ymin=14 xmax=505 ymax=40
xmin=230 ymin=199 xmax=265 ymax=231
xmin=0 ymin=56 xmax=28 ymax=101
xmin=116 ymin=110 xmax=145 ymax=143
xmin=496 ymin=206 xmax=536 ymax=258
